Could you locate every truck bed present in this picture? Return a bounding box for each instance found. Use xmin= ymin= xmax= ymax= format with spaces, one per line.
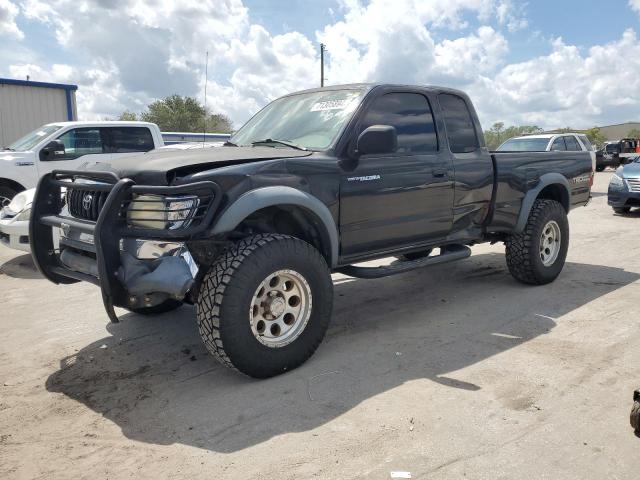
xmin=488 ymin=151 xmax=592 ymax=233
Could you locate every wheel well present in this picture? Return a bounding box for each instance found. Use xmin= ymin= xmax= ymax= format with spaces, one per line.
xmin=0 ymin=178 xmax=26 ymax=195
xmin=233 ymin=205 xmax=332 ymax=264
xmin=537 ymin=184 xmax=569 ymax=212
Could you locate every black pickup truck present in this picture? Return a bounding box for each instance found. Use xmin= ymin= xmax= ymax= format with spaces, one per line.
xmin=30 ymin=84 xmax=592 ymax=378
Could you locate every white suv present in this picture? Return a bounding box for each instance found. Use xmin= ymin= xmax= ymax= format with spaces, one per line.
xmin=497 ymin=133 xmax=596 ymax=172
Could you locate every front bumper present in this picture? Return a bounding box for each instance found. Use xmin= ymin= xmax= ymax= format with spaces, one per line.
xmin=0 ymin=216 xmax=30 ymax=252
xmin=30 ymin=170 xmax=221 ymax=321
xmin=607 ymin=187 xmax=640 ymax=208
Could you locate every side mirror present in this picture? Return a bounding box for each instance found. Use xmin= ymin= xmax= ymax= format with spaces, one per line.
xmin=39 ymin=140 xmax=66 ymax=161
xmin=356 ymin=125 xmax=397 ymax=156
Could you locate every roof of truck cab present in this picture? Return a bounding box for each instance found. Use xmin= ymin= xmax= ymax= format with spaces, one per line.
xmin=42 ymin=121 xmax=158 ymax=128
xmin=510 ymin=133 xmax=585 ymax=140
xmin=282 ymin=83 xmax=470 ymax=97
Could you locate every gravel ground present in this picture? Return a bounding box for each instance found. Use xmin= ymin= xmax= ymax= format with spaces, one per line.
xmin=1 ymin=171 xmax=639 ymax=479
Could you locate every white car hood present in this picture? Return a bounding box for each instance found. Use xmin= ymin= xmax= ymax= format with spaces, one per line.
xmin=0 ymin=151 xmax=34 ymax=164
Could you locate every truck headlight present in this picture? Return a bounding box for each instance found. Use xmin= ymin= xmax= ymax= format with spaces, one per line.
xmin=609 ymin=174 xmax=626 ymax=189
xmin=127 ymin=195 xmax=200 ymax=230
xmin=15 ymin=207 xmax=31 ymax=221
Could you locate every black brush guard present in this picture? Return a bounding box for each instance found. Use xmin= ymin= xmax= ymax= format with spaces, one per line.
xmin=30 ymin=170 xmax=222 ymax=322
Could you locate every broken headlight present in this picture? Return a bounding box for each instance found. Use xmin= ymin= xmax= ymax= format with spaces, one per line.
xmin=127 ymin=195 xmax=200 ymax=230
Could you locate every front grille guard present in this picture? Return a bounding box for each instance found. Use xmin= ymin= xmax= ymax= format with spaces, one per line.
xmin=30 ymin=170 xmax=222 ymax=322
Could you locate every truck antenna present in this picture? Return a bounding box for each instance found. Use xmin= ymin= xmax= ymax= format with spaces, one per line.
xmin=203 ymin=50 xmax=209 ymax=146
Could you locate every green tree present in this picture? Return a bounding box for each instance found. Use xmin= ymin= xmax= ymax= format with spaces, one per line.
xmin=483 ymin=123 xmax=542 ymax=150
xmin=118 ymin=110 xmax=138 ymax=121
xmin=584 ymin=127 xmax=606 ymax=148
xmin=139 ymin=95 xmax=232 ymax=133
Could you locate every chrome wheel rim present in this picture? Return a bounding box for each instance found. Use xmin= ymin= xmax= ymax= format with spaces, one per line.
xmin=540 ymin=220 xmax=561 ymax=267
xmin=249 ymin=269 xmax=312 ymax=348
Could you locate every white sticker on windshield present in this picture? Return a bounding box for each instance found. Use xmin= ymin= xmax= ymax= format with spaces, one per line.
xmin=310 ymin=99 xmax=350 ymax=112
xmin=35 ymin=131 xmax=47 ymax=136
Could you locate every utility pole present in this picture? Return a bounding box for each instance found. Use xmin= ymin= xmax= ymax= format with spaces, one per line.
xmin=320 ymin=43 xmax=325 ymax=88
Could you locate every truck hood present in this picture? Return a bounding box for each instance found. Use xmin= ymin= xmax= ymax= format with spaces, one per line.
xmin=620 ymin=161 xmax=640 ymax=179
xmin=0 ymin=151 xmax=35 ymax=164
xmin=83 ymin=146 xmax=312 ymax=184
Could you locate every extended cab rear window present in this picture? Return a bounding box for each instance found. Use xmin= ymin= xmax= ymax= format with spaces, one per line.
xmin=438 ymin=94 xmax=479 ymax=153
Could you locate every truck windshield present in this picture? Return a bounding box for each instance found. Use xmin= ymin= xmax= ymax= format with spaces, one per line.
xmin=6 ymin=124 xmax=64 ymax=151
xmin=231 ymin=89 xmax=365 ymax=150
xmin=496 ymin=137 xmax=550 ymax=151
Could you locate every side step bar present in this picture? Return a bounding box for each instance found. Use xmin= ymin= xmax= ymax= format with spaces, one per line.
xmin=337 ymin=245 xmax=471 ymax=279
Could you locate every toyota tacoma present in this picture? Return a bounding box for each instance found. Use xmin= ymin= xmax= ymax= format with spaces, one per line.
xmin=30 ymin=84 xmax=593 ymax=378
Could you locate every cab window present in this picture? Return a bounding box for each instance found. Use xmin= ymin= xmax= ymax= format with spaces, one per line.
xmin=106 ymin=127 xmax=155 ymax=153
xmin=55 ymin=128 xmax=106 ymax=160
xmin=564 ymin=136 xmax=581 ymax=151
xmin=359 ymin=92 xmax=438 ymax=154
xmin=438 ymin=93 xmax=479 ymax=153
xmin=550 ymin=137 xmax=567 ymax=151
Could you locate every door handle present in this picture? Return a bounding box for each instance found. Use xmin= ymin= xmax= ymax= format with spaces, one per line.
xmin=432 ymin=167 xmax=447 ymax=177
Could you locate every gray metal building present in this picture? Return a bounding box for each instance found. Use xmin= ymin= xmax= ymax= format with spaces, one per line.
xmin=0 ymin=77 xmax=78 ymax=147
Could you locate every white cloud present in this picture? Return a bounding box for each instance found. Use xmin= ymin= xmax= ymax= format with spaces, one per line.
xmin=630 ymin=0 xmax=640 ymax=14
xmin=474 ymin=29 xmax=640 ymax=128
xmin=3 ymin=0 xmax=640 ymax=131
xmin=0 ymin=0 xmax=23 ymax=39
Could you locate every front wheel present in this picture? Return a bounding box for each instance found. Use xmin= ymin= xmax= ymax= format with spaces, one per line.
xmin=0 ymin=185 xmax=19 ymax=208
xmin=196 ymin=234 xmax=333 ymax=378
xmin=505 ymin=199 xmax=569 ymax=285
xmin=613 ymin=206 xmax=631 ymax=214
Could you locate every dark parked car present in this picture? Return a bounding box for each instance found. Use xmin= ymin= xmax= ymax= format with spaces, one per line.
xmin=608 ymin=155 xmax=640 ymax=213
xmin=30 ymin=84 xmax=592 ymax=377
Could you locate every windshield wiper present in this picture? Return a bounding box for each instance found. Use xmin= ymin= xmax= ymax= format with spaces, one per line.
xmin=251 ymin=138 xmax=307 ymax=151
xmin=223 ymin=141 xmax=238 ymax=147
xmin=2 ymin=147 xmax=14 ymax=151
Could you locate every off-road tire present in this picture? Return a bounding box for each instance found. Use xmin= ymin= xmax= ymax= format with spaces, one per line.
xmin=505 ymin=199 xmax=569 ymax=285
xmin=196 ymin=234 xmax=333 ymax=378
xmin=127 ymin=299 xmax=183 ymax=315
xmin=613 ymin=206 xmax=631 ymax=214
xmin=631 ymin=401 xmax=640 ymax=437
xmin=0 ymin=185 xmax=19 ymax=208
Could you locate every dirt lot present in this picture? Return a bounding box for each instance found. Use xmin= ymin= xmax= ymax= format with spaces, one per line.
xmin=1 ymin=171 xmax=639 ymax=479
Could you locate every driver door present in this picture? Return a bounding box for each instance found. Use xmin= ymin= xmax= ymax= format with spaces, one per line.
xmin=339 ymin=91 xmax=454 ymax=260
xmin=36 ymin=127 xmax=111 ymax=176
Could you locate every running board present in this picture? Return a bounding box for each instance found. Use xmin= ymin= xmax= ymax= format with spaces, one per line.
xmin=337 ymin=245 xmax=472 ymax=279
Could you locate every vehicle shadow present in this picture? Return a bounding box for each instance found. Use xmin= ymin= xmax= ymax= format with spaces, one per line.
xmin=0 ymin=253 xmax=42 ymax=279
xmin=46 ymin=252 xmax=639 ymax=453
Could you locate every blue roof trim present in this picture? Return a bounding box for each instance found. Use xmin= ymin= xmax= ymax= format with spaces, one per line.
xmin=0 ymin=77 xmax=78 ymax=91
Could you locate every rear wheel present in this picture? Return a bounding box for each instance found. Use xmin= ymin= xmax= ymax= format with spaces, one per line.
xmin=613 ymin=206 xmax=631 ymax=214
xmin=196 ymin=234 xmax=333 ymax=378
xmin=0 ymin=185 xmax=18 ymax=208
xmin=505 ymin=199 xmax=569 ymax=285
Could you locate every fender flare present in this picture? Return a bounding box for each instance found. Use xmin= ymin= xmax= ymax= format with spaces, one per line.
xmin=211 ymin=186 xmax=340 ymax=267
xmin=514 ymin=173 xmax=571 ymax=233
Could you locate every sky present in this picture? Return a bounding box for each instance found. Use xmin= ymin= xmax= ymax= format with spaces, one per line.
xmin=1 ymin=0 xmax=640 ymax=131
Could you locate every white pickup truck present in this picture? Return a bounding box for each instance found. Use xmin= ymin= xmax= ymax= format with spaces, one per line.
xmin=0 ymin=121 xmax=164 ymax=252
xmin=0 ymin=121 xmax=164 ymax=206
